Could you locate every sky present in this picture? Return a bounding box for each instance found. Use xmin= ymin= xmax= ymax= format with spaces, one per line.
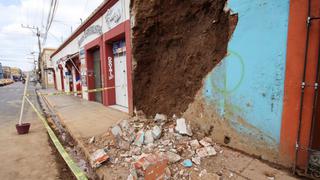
xmin=0 ymin=0 xmax=103 ymax=71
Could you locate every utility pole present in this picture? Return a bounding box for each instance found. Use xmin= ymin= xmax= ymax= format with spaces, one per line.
xmin=21 ymin=24 xmax=42 ymax=85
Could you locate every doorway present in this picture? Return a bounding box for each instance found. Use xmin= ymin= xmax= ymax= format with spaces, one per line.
xmin=114 ymin=52 xmax=128 ymax=108
xmin=93 ymin=49 xmax=102 ymax=103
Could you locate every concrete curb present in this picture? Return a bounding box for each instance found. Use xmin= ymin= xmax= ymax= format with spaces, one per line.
xmin=37 ymin=93 xmax=100 ymax=178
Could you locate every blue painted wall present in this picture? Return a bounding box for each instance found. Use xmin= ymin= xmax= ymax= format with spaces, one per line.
xmin=204 ymin=0 xmax=290 ymax=144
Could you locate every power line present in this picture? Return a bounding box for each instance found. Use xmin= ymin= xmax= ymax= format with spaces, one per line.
xmin=41 ymin=0 xmax=45 ymax=29
xmin=42 ymin=0 xmax=59 ymax=46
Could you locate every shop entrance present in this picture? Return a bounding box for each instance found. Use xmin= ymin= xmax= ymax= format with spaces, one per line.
xmin=114 ymin=45 xmax=128 ymax=108
xmin=93 ymin=49 xmax=102 ymax=103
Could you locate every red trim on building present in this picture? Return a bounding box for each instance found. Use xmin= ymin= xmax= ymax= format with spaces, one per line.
xmin=280 ymin=0 xmax=320 ymax=168
xmin=58 ymin=64 xmax=65 ymax=91
xmin=82 ymin=20 xmax=133 ymax=114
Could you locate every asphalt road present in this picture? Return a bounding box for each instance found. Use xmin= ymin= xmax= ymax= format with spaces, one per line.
xmin=0 ymin=82 xmax=59 ymax=179
xmin=0 ymin=82 xmax=33 ymax=120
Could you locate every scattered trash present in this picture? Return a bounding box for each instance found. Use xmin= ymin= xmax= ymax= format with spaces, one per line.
xmin=182 ymin=159 xmax=193 ymax=167
xmin=90 ymin=149 xmax=109 ymax=168
xmin=175 ymin=118 xmax=192 ymax=136
xmin=89 ymin=136 xmax=95 ymax=144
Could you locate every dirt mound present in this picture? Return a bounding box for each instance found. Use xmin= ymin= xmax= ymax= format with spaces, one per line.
xmin=131 ymin=0 xmax=237 ymax=116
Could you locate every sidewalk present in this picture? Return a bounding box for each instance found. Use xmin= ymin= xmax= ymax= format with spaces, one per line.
xmin=39 ymin=89 xmax=299 ymax=180
xmin=40 ymin=89 xmax=128 ymax=139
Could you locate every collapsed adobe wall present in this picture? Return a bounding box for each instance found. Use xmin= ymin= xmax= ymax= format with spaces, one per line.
xmin=131 ymin=0 xmax=237 ymax=116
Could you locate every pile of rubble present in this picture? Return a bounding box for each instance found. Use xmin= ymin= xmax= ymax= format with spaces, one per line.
xmin=88 ymin=113 xmax=220 ymax=180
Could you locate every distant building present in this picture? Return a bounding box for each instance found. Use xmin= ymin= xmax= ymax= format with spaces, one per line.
xmin=2 ymin=66 xmax=11 ymax=79
xmin=40 ymin=48 xmax=56 ymax=88
xmin=0 ymin=63 xmax=3 ymax=79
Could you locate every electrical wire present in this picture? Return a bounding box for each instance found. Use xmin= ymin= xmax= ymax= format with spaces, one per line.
xmin=42 ymin=0 xmax=59 ymax=46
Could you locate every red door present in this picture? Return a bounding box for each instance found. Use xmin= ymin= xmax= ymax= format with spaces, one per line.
xmin=59 ymin=68 xmax=64 ymax=91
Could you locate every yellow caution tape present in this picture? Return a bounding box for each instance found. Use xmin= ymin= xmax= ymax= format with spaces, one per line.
xmin=26 ymin=86 xmax=116 ymax=96
xmin=24 ymin=96 xmax=88 ymax=180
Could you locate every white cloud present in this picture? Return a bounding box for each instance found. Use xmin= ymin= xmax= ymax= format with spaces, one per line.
xmin=0 ymin=0 xmax=103 ymax=71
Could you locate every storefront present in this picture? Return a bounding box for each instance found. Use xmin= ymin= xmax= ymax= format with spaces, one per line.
xmin=51 ymin=0 xmax=132 ymax=114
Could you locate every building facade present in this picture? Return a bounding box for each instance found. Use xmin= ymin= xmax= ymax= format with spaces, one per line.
xmin=2 ymin=66 xmax=11 ymax=79
xmin=40 ymin=48 xmax=56 ymax=88
xmin=51 ymin=0 xmax=132 ymax=113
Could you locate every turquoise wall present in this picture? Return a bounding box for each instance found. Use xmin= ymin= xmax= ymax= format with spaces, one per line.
xmin=204 ymin=0 xmax=290 ymax=144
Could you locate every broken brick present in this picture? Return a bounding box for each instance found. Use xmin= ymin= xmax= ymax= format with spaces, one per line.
xmin=133 ymin=153 xmax=169 ymax=180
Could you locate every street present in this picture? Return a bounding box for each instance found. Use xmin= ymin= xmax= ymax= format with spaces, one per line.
xmin=0 ymin=82 xmax=59 ymax=179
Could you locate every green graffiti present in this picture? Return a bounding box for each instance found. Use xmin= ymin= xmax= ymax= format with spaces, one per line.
xmin=211 ymin=50 xmax=245 ymax=94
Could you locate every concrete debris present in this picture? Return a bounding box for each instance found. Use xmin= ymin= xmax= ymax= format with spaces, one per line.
xmin=175 ymin=118 xmax=192 ymax=136
xmin=195 ymin=148 xmax=206 ymax=158
xmin=119 ymin=119 xmax=129 ymax=131
xmin=199 ymin=139 xmax=211 ymax=147
xmin=161 ymin=139 xmax=171 ymax=146
xmin=154 ymin=113 xmax=167 ymax=122
xmin=111 ymin=125 xmax=122 ymax=137
xmin=206 ymin=146 xmax=217 ymax=156
xmin=165 ymin=151 xmax=181 ymax=163
xmin=91 ymin=114 xmax=224 ymax=179
xmin=89 ymin=136 xmax=95 ymax=144
xmin=196 ymin=146 xmax=217 ymax=158
xmin=134 ymin=130 xmax=145 ymax=147
xmin=144 ymin=130 xmax=154 ymax=145
xmin=151 ymin=125 xmax=162 ymax=139
xmin=117 ymin=137 xmax=131 ymax=150
xmin=182 ymin=159 xmax=193 ymax=167
xmin=90 ymin=149 xmax=109 ymax=168
xmin=189 ymin=139 xmax=200 ymax=149
xmin=192 ymin=156 xmax=201 ymax=165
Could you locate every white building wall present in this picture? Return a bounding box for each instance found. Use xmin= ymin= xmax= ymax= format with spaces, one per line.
xmin=51 ymin=0 xmax=130 ymax=94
